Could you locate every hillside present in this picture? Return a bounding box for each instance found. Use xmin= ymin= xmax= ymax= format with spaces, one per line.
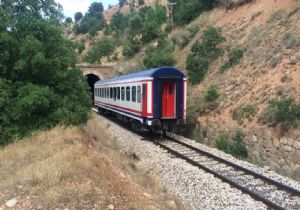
xmin=0 ymin=117 xmax=181 ymax=209
xmin=66 ymin=0 xmax=300 ymax=180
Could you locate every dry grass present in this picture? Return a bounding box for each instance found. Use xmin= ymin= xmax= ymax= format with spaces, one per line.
xmin=0 ymin=116 xmax=180 ymax=210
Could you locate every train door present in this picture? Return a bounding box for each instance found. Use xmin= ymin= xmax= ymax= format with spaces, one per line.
xmin=162 ymin=81 xmax=175 ymax=118
xmin=142 ymin=84 xmax=147 ymax=117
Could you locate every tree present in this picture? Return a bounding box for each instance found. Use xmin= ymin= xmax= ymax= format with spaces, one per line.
xmin=138 ymin=0 xmax=145 ymax=6
xmin=186 ymin=27 xmax=225 ymax=84
xmin=65 ymin=17 xmax=73 ymax=25
xmin=143 ymin=38 xmax=176 ymax=68
xmin=119 ymin=0 xmax=125 ymax=7
xmin=0 ymin=0 xmax=91 ymax=145
xmin=85 ymin=38 xmax=115 ymax=63
xmin=74 ymin=12 xmax=83 ymax=22
xmin=88 ymin=2 xmax=104 ymax=16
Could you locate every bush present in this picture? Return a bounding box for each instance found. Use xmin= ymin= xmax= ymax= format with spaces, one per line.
xmin=216 ymin=131 xmax=248 ymax=159
xmin=205 ymin=85 xmax=219 ymax=102
xmin=187 ymin=25 xmax=199 ymax=38
xmin=186 ymin=27 xmax=225 ymax=84
xmin=122 ymin=37 xmax=141 ymax=58
xmin=85 ymin=38 xmax=115 ymax=63
xmin=283 ymin=32 xmax=300 ymax=49
xmin=75 ymin=22 xmax=89 ymax=34
xmin=216 ymin=133 xmax=230 ymax=152
xmin=143 ymin=38 xmax=176 ymax=68
xmin=233 ymin=103 xmax=257 ymax=124
xmin=220 ymin=49 xmax=244 ymax=72
xmin=172 ymin=0 xmax=217 ymax=25
xmin=261 ymin=97 xmax=300 ymax=130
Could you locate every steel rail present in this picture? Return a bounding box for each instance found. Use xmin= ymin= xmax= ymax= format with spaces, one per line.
xmin=151 ymin=139 xmax=285 ymax=210
xmin=165 ymin=135 xmax=300 ymax=197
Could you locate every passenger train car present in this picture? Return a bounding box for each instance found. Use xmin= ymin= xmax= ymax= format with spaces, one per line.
xmin=94 ymin=67 xmax=186 ymax=132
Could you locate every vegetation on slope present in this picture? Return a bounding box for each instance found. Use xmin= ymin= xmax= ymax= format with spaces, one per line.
xmin=0 ymin=0 xmax=91 ymax=146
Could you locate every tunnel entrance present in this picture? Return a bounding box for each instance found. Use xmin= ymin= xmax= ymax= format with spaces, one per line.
xmin=86 ymin=74 xmax=100 ymax=103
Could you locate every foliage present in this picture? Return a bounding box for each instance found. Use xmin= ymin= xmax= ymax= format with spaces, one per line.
xmin=74 ymin=12 xmax=83 ymax=22
xmin=143 ymin=38 xmax=176 ymax=68
xmin=85 ymin=38 xmax=115 ymax=63
xmin=74 ymin=2 xmax=105 ymax=36
xmin=205 ymin=85 xmax=219 ymax=102
xmin=122 ymin=37 xmax=141 ymax=58
xmin=0 ymin=0 xmax=91 ymax=146
xmin=186 ymin=27 xmax=225 ymax=84
xmin=216 ymin=131 xmax=248 ymax=159
xmin=233 ymin=103 xmax=257 ymax=124
xmin=175 ymin=25 xmax=199 ymax=49
xmin=216 ymin=133 xmax=230 ymax=152
xmin=261 ymin=97 xmax=300 ymax=131
xmin=119 ymin=0 xmax=125 ymax=7
xmin=138 ymin=0 xmax=145 ymax=5
xmin=109 ymin=5 xmax=166 ymax=44
xmin=283 ymin=32 xmax=300 ymax=49
xmin=220 ymin=49 xmax=244 ymax=72
xmin=65 ymin=17 xmax=73 ymax=25
xmin=170 ymin=0 xmax=217 ymax=26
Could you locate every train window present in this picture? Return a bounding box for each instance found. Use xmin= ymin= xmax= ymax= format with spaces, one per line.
xmin=110 ymin=87 xmax=113 ymax=98
xmin=99 ymin=88 xmax=101 ymax=97
xmin=137 ymin=86 xmax=141 ymax=103
xmin=117 ymin=87 xmax=120 ymax=100
xmin=113 ymin=87 xmax=117 ymax=100
xmin=121 ymin=87 xmax=125 ymax=101
xmin=106 ymin=88 xmax=109 ymax=98
xmin=126 ymin=86 xmax=130 ymax=101
xmin=132 ymin=86 xmax=136 ymax=102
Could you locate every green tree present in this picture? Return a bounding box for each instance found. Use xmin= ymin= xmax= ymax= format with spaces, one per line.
xmin=65 ymin=17 xmax=73 ymax=25
xmin=119 ymin=0 xmax=125 ymax=7
xmin=143 ymin=38 xmax=176 ymax=68
xmin=0 ymin=0 xmax=91 ymax=145
xmin=186 ymin=27 xmax=225 ymax=84
xmin=74 ymin=12 xmax=83 ymax=22
xmin=85 ymin=38 xmax=115 ymax=63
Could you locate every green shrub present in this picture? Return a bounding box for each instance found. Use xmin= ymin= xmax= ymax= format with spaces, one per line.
xmin=143 ymin=38 xmax=176 ymax=68
xmin=205 ymin=85 xmax=219 ymax=102
xmin=178 ymin=34 xmax=191 ymax=49
xmin=85 ymin=38 xmax=115 ymax=63
xmin=216 ymin=131 xmax=248 ymax=159
xmin=283 ymin=32 xmax=300 ymax=49
xmin=261 ymin=97 xmax=300 ymax=130
xmin=220 ymin=49 xmax=244 ymax=72
xmin=187 ymin=25 xmax=199 ymax=38
xmin=233 ymin=103 xmax=257 ymax=124
xmin=122 ymin=37 xmax=141 ymax=58
xmin=216 ymin=133 xmax=230 ymax=152
xmin=172 ymin=0 xmax=217 ymax=26
xmin=186 ymin=27 xmax=225 ymax=84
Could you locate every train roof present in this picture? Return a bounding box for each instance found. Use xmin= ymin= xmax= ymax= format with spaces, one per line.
xmin=95 ymin=67 xmax=185 ymax=85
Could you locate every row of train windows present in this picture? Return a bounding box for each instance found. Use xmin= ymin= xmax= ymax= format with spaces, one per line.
xmin=95 ymin=86 xmax=142 ymax=103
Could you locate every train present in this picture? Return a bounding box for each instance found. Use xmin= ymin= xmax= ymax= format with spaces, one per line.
xmin=94 ymin=67 xmax=186 ymax=132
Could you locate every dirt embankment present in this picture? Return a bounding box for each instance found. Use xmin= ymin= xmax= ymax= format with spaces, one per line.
xmin=0 ymin=117 xmax=181 ymax=210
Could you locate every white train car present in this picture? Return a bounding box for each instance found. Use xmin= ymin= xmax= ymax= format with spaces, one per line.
xmin=94 ymin=67 xmax=186 ymax=131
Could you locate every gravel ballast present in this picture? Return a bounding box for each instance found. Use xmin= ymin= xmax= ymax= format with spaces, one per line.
xmin=95 ymin=114 xmax=300 ymax=209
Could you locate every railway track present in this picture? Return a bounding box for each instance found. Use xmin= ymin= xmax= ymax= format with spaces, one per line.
xmin=92 ymin=109 xmax=300 ymax=209
xmin=149 ymin=135 xmax=300 ymax=210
